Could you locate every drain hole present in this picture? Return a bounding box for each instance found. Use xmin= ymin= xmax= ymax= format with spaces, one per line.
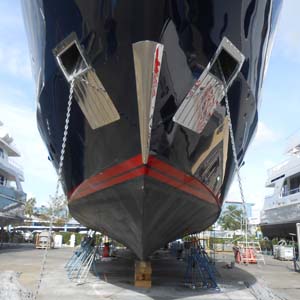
xmin=210 ymin=49 xmax=239 ymax=86
xmin=53 ymin=33 xmax=89 ymax=81
xmin=59 ymin=42 xmax=82 ymax=76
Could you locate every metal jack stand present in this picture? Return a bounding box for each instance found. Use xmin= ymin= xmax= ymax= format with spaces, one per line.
xmin=184 ymin=246 xmax=219 ymax=290
xmin=65 ymin=238 xmax=100 ymax=284
xmin=293 ymin=223 xmax=300 ymax=272
xmin=293 ymin=258 xmax=300 ymax=273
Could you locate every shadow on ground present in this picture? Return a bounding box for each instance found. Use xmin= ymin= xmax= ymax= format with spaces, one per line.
xmin=91 ymin=249 xmax=257 ymax=300
xmin=0 ymin=243 xmax=34 ymax=254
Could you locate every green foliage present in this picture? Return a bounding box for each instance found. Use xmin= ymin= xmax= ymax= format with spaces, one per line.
xmin=38 ymin=213 xmax=50 ymax=221
xmin=209 ymin=237 xmax=235 ymax=249
xmin=58 ymin=232 xmax=102 ymax=246
xmin=0 ymin=230 xmax=9 ymax=242
xmin=53 ymin=218 xmax=67 ymax=226
xmin=75 ymin=233 xmax=83 ymax=246
xmin=25 ymin=197 xmax=36 ymax=217
xmin=218 ymin=205 xmax=243 ymax=230
xmin=95 ymin=235 xmax=102 ymax=245
xmin=48 ymin=195 xmax=68 ymax=218
xmin=259 ymin=239 xmax=273 ymax=250
xmin=59 ymin=232 xmax=72 ymax=245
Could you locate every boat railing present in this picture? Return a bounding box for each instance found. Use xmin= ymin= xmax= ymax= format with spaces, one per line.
xmin=0 ymin=185 xmax=26 ymax=205
xmin=267 ymin=155 xmax=300 ymax=181
xmin=263 ymin=188 xmax=300 ymax=210
xmin=267 ymin=159 xmax=289 ymax=178
xmin=263 ymin=195 xmax=275 ymax=209
xmin=7 ymin=158 xmax=24 ymax=172
xmin=282 ymin=187 xmax=300 ymax=197
xmin=0 ymin=156 xmax=24 ymax=180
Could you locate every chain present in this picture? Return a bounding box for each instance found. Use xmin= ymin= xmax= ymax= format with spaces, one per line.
xmin=217 ymin=61 xmax=248 ymax=247
xmin=33 ymin=78 xmax=75 ymax=300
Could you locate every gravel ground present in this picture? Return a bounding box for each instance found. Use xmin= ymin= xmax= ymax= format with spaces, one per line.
xmin=0 ymin=271 xmax=32 ymax=300
xmin=0 ymin=245 xmax=299 ymax=300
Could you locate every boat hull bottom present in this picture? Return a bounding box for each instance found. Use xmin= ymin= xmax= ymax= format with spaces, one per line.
xmin=69 ymin=176 xmax=219 ymax=260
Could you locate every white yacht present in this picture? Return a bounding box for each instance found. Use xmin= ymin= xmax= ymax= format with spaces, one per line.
xmin=260 ymin=144 xmax=300 ymax=239
xmin=0 ymin=121 xmax=26 ymax=227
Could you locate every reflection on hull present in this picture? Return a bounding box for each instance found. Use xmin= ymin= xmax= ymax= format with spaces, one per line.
xmin=22 ymin=0 xmax=281 ymax=259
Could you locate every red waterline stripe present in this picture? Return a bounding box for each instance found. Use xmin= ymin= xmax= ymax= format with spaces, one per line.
xmin=68 ymin=155 xmax=219 ymax=206
xmin=148 ymin=156 xmax=219 ymax=204
xmin=69 ymin=157 xmax=144 ymax=198
xmin=70 ymin=154 xmax=216 ymax=202
xmin=80 ymin=155 xmax=143 ymax=186
xmin=71 ymin=166 xmax=146 ymax=200
xmin=146 ymin=169 xmax=216 ymax=205
xmin=67 ymin=154 xmax=143 ymax=198
xmin=70 ymin=168 xmax=218 ymax=207
xmin=71 ymin=165 xmax=213 ymax=204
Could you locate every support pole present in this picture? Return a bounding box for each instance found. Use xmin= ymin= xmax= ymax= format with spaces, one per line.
xmin=134 ymin=261 xmax=152 ymax=288
xmin=297 ymin=223 xmax=300 ymax=260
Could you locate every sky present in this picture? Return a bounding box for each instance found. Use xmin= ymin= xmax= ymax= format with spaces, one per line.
xmin=0 ymin=1 xmax=299 ymax=218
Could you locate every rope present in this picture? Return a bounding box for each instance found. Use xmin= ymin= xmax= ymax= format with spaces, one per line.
xmin=33 ymin=77 xmax=75 ymax=300
xmin=217 ymin=60 xmax=249 ymax=247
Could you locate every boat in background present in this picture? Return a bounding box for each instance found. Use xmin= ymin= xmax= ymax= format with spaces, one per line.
xmin=0 ymin=121 xmax=26 ymax=227
xmin=22 ymin=0 xmax=282 ymax=259
xmin=261 ymin=143 xmax=300 ymax=239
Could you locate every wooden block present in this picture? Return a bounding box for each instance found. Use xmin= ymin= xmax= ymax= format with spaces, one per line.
xmin=134 ymin=280 xmax=152 ymax=288
xmin=135 ymin=274 xmax=151 ymax=281
xmin=135 ymin=261 xmax=152 ymax=274
xmin=134 ymin=260 xmax=152 ymax=288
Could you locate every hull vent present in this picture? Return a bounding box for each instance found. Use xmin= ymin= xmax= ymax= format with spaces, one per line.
xmin=53 ymin=32 xmax=120 ymax=129
xmin=173 ymin=37 xmax=244 ymax=134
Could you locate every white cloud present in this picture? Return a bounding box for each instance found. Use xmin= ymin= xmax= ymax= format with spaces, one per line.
xmin=0 ymin=101 xmax=58 ymax=204
xmin=275 ymin=0 xmax=300 ymax=63
xmin=0 ymin=1 xmax=57 ymax=206
xmin=263 ymin=159 xmax=275 ymax=169
xmin=252 ymin=121 xmax=279 ymax=147
xmin=0 ymin=46 xmax=32 ymax=79
xmin=225 ymin=179 xmax=241 ymax=203
xmin=225 ymin=177 xmax=266 ymax=221
xmin=0 ymin=1 xmax=32 ymax=80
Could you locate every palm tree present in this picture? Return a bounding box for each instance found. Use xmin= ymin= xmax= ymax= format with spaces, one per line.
xmin=218 ymin=205 xmax=243 ymax=231
xmin=24 ymin=197 xmax=36 ymax=218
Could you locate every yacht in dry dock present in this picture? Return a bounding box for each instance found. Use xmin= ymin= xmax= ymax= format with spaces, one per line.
xmin=0 ymin=121 xmax=26 ymax=227
xmin=261 ymin=143 xmax=300 ymax=239
xmin=22 ymin=0 xmax=282 ymax=260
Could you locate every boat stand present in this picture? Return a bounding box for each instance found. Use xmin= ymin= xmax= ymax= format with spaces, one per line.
xmin=65 ymin=238 xmax=100 ymax=284
xmin=134 ymin=261 xmax=152 ymax=288
xmin=184 ymin=246 xmax=218 ymax=289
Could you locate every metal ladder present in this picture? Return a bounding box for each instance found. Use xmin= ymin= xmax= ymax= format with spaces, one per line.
xmin=65 ymin=238 xmax=99 ymax=284
xmin=184 ymin=246 xmax=218 ymax=289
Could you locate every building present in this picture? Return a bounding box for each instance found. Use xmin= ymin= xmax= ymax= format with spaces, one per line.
xmin=0 ymin=121 xmax=26 ymax=227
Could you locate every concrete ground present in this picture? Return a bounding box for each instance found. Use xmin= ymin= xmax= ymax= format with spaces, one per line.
xmin=0 ymin=245 xmax=299 ymax=300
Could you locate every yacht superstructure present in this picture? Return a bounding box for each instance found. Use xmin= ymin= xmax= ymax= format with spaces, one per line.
xmin=261 ymin=145 xmax=300 ymax=238
xmin=0 ymin=121 xmax=26 ymax=227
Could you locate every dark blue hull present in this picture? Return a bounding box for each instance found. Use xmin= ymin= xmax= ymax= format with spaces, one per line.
xmin=22 ymin=0 xmax=281 ymax=259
